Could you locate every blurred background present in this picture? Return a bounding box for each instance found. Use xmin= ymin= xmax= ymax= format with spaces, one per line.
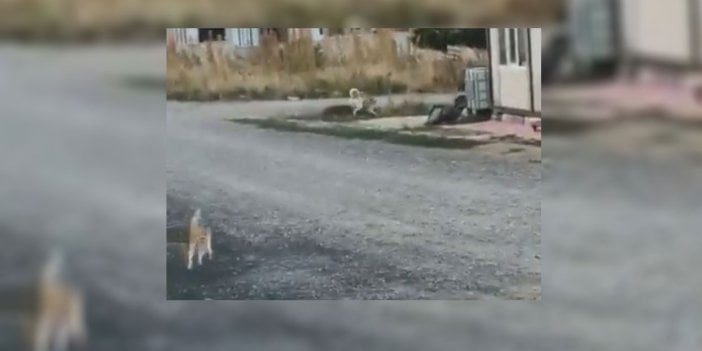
xmin=1 ymin=0 xmax=702 ymax=350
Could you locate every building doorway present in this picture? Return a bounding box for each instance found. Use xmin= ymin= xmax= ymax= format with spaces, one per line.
xmin=198 ymin=28 xmax=226 ymax=42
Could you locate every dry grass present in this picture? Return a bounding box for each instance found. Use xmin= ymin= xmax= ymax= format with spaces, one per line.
xmin=0 ymin=0 xmax=563 ymax=40
xmin=167 ymin=29 xmax=487 ymax=100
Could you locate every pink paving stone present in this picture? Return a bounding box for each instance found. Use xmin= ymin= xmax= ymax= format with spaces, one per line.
xmin=544 ymin=79 xmax=702 ymax=120
xmin=443 ymin=120 xmax=541 ymax=141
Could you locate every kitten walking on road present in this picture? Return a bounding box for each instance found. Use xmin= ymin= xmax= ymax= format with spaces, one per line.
xmin=27 ymin=251 xmax=86 ymax=351
xmin=186 ymin=209 xmax=213 ymax=270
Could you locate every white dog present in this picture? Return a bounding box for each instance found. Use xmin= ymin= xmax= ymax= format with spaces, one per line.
xmin=348 ymin=88 xmax=378 ymax=117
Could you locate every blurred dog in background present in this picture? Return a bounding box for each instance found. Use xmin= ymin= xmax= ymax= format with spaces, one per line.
xmin=348 ymin=88 xmax=378 ymax=117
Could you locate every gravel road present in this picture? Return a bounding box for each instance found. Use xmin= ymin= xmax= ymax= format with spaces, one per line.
xmin=1 ymin=44 xmax=700 ymax=351
xmin=166 ymin=100 xmax=541 ymax=300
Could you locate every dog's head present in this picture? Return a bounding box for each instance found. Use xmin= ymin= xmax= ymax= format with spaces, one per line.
xmin=349 ymin=88 xmax=361 ymax=99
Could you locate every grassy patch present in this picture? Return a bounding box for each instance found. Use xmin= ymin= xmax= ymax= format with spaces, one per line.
xmin=167 ymin=30 xmax=487 ymax=101
xmin=230 ymin=117 xmax=543 ymax=149
xmin=230 ymin=118 xmax=488 ymax=149
xmin=381 ymin=100 xmax=431 ymax=117
xmin=303 ymin=100 xmax=431 ymax=122
xmin=272 ymin=99 xmax=431 ymax=124
xmin=544 ymin=109 xmax=702 ymax=138
xmin=542 ymin=117 xmax=605 ymax=135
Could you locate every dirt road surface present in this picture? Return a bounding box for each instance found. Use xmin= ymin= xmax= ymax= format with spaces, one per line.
xmin=166 ymin=100 xmax=541 ymax=299
xmin=0 ymin=44 xmax=700 ymax=351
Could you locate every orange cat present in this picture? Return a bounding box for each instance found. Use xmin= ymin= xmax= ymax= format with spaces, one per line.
xmin=186 ymin=209 xmax=213 ymax=270
xmin=26 ymin=251 xmax=86 ymax=351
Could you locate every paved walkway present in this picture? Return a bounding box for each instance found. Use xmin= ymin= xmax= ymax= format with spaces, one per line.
xmin=354 ymin=116 xmax=541 ymax=142
xmin=444 ymin=120 xmax=541 ymax=141
xmin=544 ymin=79 xmax=702 ymax=121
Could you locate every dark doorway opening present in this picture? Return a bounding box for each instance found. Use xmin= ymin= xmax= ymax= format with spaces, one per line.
xmin=261 ymin=28 xmax=288 ymax=42
xmin=199 ymin=28 xmax=226 ymax=42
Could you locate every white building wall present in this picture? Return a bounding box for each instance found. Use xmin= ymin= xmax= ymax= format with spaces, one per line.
xmin=311 ymin=28 xmax=324 ymax=42
xmin=167 ymin=28 xmax=199 ymax=45
xmin=489 ymin=28 xmax=535 ymax=113
xmin=185 ymin=28 xmax=199 ymax=43
xmin=498 ymin=66 xmax=531 ymax=110
xmin=227 ymin=28 xmax=260 ymax=47
xmin=489 ymin=28 xmax=502 ymax=107
xmin=620 ymin=0 xmax=694 ymax=63
xmin=531 ymin=28 xmax=542 ymax=112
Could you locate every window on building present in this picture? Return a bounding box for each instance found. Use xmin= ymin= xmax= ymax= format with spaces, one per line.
xmin=265 ymin=28 xmax=286 ymax=42
xmin=498 ymin=29 xmax=507 ymax=64
xmin=242 ymin=30 xmax=248 ymax=46
xmin=198 ymin=28 xmax=225 ymax=42
xmin=517 ymin=28 xmax=528 ymax=66
xmin=238 ymin=28 xmax=254 ymax=47
xmin=509 ymin=28 xmax=517 ymax=64
xmin=499 ymin=28 xmax=529 ymax=67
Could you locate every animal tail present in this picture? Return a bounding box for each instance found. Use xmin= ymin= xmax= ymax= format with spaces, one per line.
xmin=191 ymin=208 xmax=202 ymax=227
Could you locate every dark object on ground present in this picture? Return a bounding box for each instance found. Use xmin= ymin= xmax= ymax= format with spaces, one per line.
xmin=454 ymin=94 xmax=468 ymax=110
xmin=425 ymin=105 xmax=446 ymax=125
xmin=542 ymin=27 xmax=570 ymax=85
xmin=425 ymin=105 xmax=462 ymax=126
xmin=531 ymin=120 xmax=541 ymax=132
xmin=425 ymin=94 xmax=468 ymax=126
xmin=542 ymin=26 xmax=618 ymax=85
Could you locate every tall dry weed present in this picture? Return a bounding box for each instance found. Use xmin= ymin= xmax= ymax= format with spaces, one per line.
xmin=167 ymin=30 xmax=488 ymax=100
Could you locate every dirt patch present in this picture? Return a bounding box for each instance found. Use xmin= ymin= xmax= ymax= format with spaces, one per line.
xmin=284 ymin=101 xmax=431 ymax=122
xmin=230 ymin=118 xmax=489 ymax=149
xmin=230 ymin=117 xmax=541 ymax=151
